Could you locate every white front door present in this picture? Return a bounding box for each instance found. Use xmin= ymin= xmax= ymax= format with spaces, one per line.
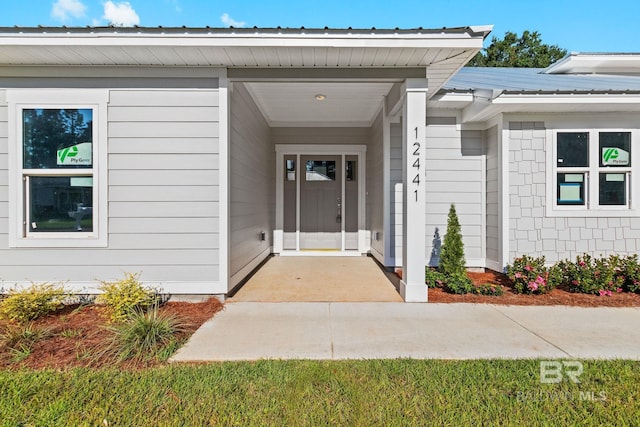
xmin=274 ymin=144 xmax=367 ymax=254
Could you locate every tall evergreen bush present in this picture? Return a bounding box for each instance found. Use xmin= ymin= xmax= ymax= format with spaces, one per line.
xmin=439 ymin=204 xmax=473 ymax=293
xmin=439 ymin=204 xmax=466 ymax=277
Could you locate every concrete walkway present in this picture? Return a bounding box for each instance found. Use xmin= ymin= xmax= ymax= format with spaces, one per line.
xmin=170 ymin=303 xmax=640 ymax=362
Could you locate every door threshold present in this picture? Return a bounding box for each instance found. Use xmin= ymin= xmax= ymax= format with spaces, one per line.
xmin=278 ymin=251 xmax=365 ymax=257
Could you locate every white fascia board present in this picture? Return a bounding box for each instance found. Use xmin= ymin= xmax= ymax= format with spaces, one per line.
xmin=0 ymin=34 xmax=486 ymax=49
xmin=430 ymin=92 xmax=474 ymax=102
xmin=492 ymin=93 xmax=640 ymax=104
xmin=460 ymin=93 xmax=640 ymax=123
xmin=544 ymin=53 xmax=640 ymax=74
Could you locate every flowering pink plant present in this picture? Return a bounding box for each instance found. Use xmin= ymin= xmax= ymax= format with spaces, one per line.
xmin=506 ymin=255 xmax=560 ymax=294
xmin=559 ymin=254 xmax=625 ymax=295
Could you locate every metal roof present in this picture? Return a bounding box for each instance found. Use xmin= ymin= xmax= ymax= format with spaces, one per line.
xmin=443 ymin=67 xmax=640 ymax=94
xmin=544 ymin=52 xmax=640 ymax=75
xmin=0 ymin=25 xmax=493 ymax=37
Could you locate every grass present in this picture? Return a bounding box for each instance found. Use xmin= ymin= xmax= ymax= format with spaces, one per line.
xmin=0 ymin=360 xmax=638 ymax=425
xmin=59 ymin=328 xmax=83 ymax=339
xmin=0 ymin=323 xmax=53 ymax=363
xmin=0 ymin=323 xmax=52 ymax=348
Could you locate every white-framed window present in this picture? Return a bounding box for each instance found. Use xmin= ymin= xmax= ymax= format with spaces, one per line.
xmin=8 ymin=90 xmax=108 ymax=247
xmin=547 ymin=129 xmax=638 ymax=216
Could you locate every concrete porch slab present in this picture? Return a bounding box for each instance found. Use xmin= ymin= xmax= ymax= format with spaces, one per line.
xmin=229 ymin=256 xmax=403 ymax=302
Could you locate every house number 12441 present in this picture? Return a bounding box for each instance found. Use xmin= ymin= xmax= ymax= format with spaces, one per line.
xmin=413 ymin=126 xmax=421 ymax=202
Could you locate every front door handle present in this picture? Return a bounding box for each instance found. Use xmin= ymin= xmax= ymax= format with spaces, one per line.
xmin=336 ymin=197 xmax=342 ymax=223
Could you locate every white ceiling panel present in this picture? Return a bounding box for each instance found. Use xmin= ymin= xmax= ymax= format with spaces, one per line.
xmin=244 ymin=81 xmax=394 ymax=126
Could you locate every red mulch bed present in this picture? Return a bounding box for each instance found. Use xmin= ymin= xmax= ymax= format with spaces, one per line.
xmin=0 ymin=298 xmax=223 ymax=370
xmin=429 ymin=270 xmax=640 ymax=307
xmin=3 ymin=272 xmax=639 ymax=370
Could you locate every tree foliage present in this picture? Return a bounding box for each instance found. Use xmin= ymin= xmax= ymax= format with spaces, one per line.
xmin=23 ymin=108 xmax=92 ymax=169
xmin=467 ymin=30 xmax=567 ymax=68
xmin=439 ymin=204 xmax=473 ymax=294
xmin=439 ymin=204 xmax=466 ymax=277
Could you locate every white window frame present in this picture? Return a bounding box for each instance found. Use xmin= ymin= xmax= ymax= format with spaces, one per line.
xmin=7 ymin=89 xmax=108 ymax=247
xmin=546 ymin=128 xmax=640 ymax=217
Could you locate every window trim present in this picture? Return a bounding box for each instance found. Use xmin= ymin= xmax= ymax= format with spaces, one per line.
xmin=8 ymin=89 xmax=108 ymax=247
xmin=545 ymin=128 xmax=639 ymax=217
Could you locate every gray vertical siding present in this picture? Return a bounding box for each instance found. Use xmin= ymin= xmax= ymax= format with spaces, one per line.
xmin=485 ymin=125 xmax=500 ymax=267
xmin=508 ymin=120 xmax=640 ymax=264
xmin=389 ymin=123 xmax=403 ymax=266
xmin=366 ymin=112 xmax=384 ymax=257
xmin=425 ymin=117 xmax=484 ymax=267
xmin=229 ymin=83 xmax=273 ymax=282
xmin=0 ymin=80 xmax=221 ymax=290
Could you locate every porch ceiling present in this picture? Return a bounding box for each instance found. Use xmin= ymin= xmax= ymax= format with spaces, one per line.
xmin=244 ymin=81 xmax=395 ymax=127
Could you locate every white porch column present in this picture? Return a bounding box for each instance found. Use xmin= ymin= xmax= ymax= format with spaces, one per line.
xmin=400 ymin=78 xmax=428 ymax=302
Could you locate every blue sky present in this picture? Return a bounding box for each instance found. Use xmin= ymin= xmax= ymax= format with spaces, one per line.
xmin=1 ymin=0 xmax=639 ymax=53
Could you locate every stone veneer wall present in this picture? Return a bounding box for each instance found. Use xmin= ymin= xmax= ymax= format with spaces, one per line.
xmin=509 ymin=121 xmax=640 ymax=264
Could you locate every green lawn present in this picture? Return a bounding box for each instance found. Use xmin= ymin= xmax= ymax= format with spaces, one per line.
xmin=1 ymin=360 xmax=638 ymax=426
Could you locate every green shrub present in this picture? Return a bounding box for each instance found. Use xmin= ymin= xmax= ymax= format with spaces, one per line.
xmin=0 ymin=283 xmax=65 ymax=323
xmin=619 ymin=254 xmax=640 ymax=293
xmin=559 ymin=254 xmax=624 ymax=295
xmin=102 ymin=305 xmax=185 ymax=362
xmin=97 ymin=273 xmax=158 ymax=323
xmin=439 ymin=204 xmax=467 ymax=278
xmin=506 ymin=255 xmax=560 ymax=294
xmin=425 ymin=268 xmax=446 ymax=288
xmin=444 ymin=273 xmax=474 ymax=295
xmin=474 ymin=284 xmax=504 ymax=296
xmin=437 ymin=204 xmax=474 ymax=294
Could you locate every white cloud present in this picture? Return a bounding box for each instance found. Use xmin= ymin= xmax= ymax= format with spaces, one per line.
xmin=220 ymin=13 xmax=246 ymax=28
xmin=103 ymin=1 xmax=140 ymax=27
xmin=167 ymin=0 xmax=182 ymax=13
xmin=51 ymin=0 xmax=87 ymax=22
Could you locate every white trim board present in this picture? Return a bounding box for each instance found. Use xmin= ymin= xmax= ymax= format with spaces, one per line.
xmin=278 ymin=251 xmax=364 ymax=257
xmin=274 ymin=144 xmax=368 ymax=255
xmin=218 ymin=69 xmax=231 ymax=292
xmin=0 ymin=281 xmax=227 ymax=295
xmin=229 ymin=246 xmax=272 ymax=290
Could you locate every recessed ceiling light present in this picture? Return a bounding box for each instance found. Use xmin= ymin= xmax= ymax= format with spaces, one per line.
xmin=314 ymin=94 xmax=326 ymax=101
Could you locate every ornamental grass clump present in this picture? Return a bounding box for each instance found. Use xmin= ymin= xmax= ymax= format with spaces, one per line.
xmin=0 ymin=323 xmax=53 ymax=362
xmin=506 ymin=255 xmax=560 ymax=294
xmin=0 ymin=283 xmax=66 ymax=323
xmin=97 ymin=273 xmax=159 ymax=323
xmin=102 ymin=304 xmax=186 ymax=363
